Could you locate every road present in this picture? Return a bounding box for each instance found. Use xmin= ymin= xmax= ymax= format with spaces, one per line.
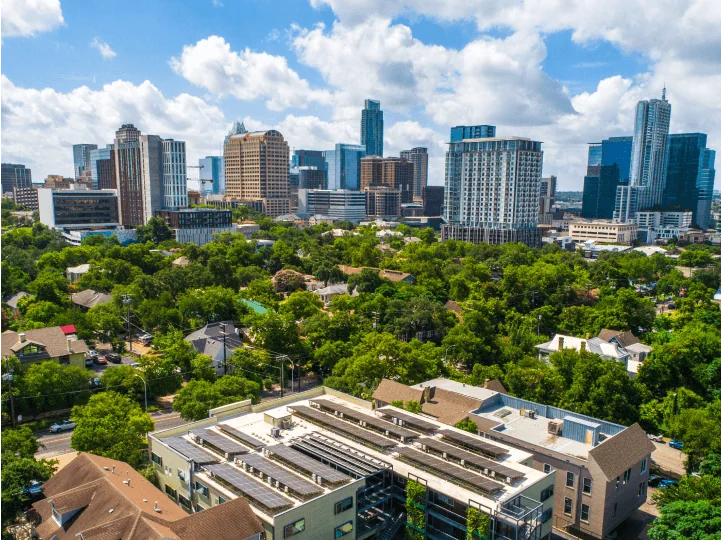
xmin=35 ymin=410 xmax=186 ymax=459
xmin=651 ymin=440 xmax=685 ymax=478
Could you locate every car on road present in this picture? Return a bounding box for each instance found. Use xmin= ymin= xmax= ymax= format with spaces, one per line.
xmin=658 ymin=479 xmax=679 ymax=489
xmin=105 ymin=353 xmax=121 ymax=364
xmin=669 ymin=440 xmax=684 ymax=450
xmin=138 ymin=333 xmax=153 ymax=345
xmin=647 ymin=433 xmax=664 ymax=443
xmin=648 ymin=474 xmax=663 ymax=487
xmin=85 ymin=357 xmax=94 ymax=367
xmin=130 ymin=362 xmax=140 ymax=368
xmin=93 ymin=355 xmax=107 ymax=365
xmin=49 ymin=420 xmax=76 ymax=433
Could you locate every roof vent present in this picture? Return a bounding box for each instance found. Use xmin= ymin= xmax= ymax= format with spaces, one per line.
xmin=19 ymin=333 xmax=26 ymax=343
xmin=123 ymin=480 xmax=130 ymax=486
xmin=109 ymin=509 xmax=114 ymax=513
xmin=103 ymin=467 xmax=110 ymax=471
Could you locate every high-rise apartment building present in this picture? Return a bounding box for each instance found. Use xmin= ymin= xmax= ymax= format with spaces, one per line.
xmin=450 ymin=125 xmax=496 ymax=143
xmin=224 ymin=130 xmax=290 ymax=217
xmin=613 ymin=185 xmax=639 ymax=223
xmin=400 ymin=147 xmax=428 ymax=200
xmin=662 ymin=133 xmax=716 ymax=229
xmin=583 ymin=137 xmax=633 ymax=220
xmin=360 ymin=156 xmax=414 ymax=203
xmin=325 ymin=144 xmax=366 ymax=191
xmin=442 ymin=136 xmax=543 ymax=247
xmin=199 ymin=156 xmax=225 ymax=195
xmin=73 ymin=144 xmax=98 ymax=179
xmin=89 ymin=145 xmax=115 ymax=189
xmin=360 ymin=99 xmax=383 ymax=156
xmin=629 ymin=89 xmax=672 ymax=210
xmin=539 ymin=175 xmax=557 ymax=215
xmin=1 ymin=163 xmax=32 ymax=194
xmin=162 ymin=139 xmax=188 ymax=209
xmin=139 ymin=135 xmax=165 ymax=223
xmin=113 ymin=124 xmax=144 ymax=227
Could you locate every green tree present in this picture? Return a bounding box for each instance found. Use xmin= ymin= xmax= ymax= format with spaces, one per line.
xmin=135 ymin=217 xmax=173 ymax=244
xmin=15 ymin=362 xmax=93 ymax=415
xmin=668 ymin=401 xmax=721 ymax=472
xmin=1 ymin=426 xmax=40 ymax=457
xmin=190 ymin=354 xmax=217 ymax=382
xmin=455 ymin=418 xmax=478 ymax=434
xmin=86 ymin=303 xmax=124 ymax=344
xmin=178 ymin=286 xmax=239 ymax=325
xmin=279 ymin=290 xmax=324 ymax=320
xmin=648 ymin=500 xmax=721 ymax=539
xmin=2 ymin=447 xmax=56 ymax=529
xmin=347 ymin=268 xmax=385 ymax=294
xmin=173 ymin=376 xmax=261 ymax=421
xmin=70 ymin=392 xmax=154 ymax=468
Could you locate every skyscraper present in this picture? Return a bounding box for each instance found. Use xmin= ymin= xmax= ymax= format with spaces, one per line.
xmin=224 ymin=121 xmax=247 ymax=144
xmin=449 ymin=125 xmax=496 ymax=143
xmin=360 ymin=156 xmax=414 ymax=203
xmin=114 ymin=124 xmax=144 ymax=227
xmin=199 ymin=156 xmax=224 ymax=195
xmin=140 ymin=135 xmax=164 ymax=222
xmin=696 ymin=148 xmax=716 ymax=230
xmin=291 ymin=150 xmax=327 ymax=187
xmin=539 ymin=175 xmax=557 ymax=215
xmin=162 ymin=139 xmax=188 ymax=209
xmin=442 ymin=136 xmax=543 ymax=247
xmin=325 ymin=144 xmax=366 ymax=191
xmin=1 ymin=163 xmax=32 ymax=194
xmin=73 ymin=144 xmax=98 ymax=179
xmin=400 ymin=147 xmax=428 ymax=200
xmin=583 ymin=136 xmax=633 ymax=219
xmin=361 ymin=99 xmax=383 ymax=156
xmin=89 ymin=145 xmax=115 ymax=189
xmin=629 ymin=89 xmax=672 ymax=210
xmin=223 ymin=130 xmax=290 ymax=217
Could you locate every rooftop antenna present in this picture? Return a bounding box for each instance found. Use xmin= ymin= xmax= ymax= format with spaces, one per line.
xmin=662 ymin=84 xmax=666 ymax=101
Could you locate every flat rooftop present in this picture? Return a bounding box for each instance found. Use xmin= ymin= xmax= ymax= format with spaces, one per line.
xmin=152 ymin=393 xmax=547 ymax=520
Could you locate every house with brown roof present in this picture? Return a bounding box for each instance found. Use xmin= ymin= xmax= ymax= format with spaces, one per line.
xmin=71 ymin=289 xmax=112 ymax=310
xmin=1 ymin=326 xmax=89 ymax=369
xmin=338 ymin=264 xmax=416 ymax=284
xmin=32 ymin=453 xmax=263 ymax=540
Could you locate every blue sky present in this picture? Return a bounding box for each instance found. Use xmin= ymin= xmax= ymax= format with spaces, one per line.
xmin=2 ymin=0 xmax=719 ymax=190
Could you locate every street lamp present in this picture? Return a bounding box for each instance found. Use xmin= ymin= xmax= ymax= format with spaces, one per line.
xmin=135 ymin=373 xmax=148 ymax=412
xmin=443 ymin=344 xmax=457 ymax=366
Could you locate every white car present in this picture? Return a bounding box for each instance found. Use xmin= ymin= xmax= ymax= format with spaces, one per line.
xmin=647 ymin=433 xmax=664 ymax=443
xmin=49 ymin=420 xmax=76 ymax=433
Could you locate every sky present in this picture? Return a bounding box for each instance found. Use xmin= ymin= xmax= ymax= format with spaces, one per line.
xmin=2 ymin=0 xmax=720 ymax=191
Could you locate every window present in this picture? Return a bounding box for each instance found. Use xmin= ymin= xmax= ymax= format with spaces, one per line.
xmin=564 ymin=498 xmax=572 ymax=516
xmin=178 ymin=494 xmax=191 ymax=511
xmin=613 ymin=502 xmax=618 ymax=518
xmin=541 ymin=485 xmax=554 ymax=502
xmin=566 ymin=471 xmax=575 ymax=488
xmin=623 ymin=468 xmax=632 ymax=484
xmin=195 ymin=481 xmax=209 ymax=498
xmin=151 ymin=453 xmax=163 ymax=466
xmin=435 ymin=493 xmax=455 ymax=508
xmin=178 ymin=471 xmax=186 ymax=482
xmin=638 ymin=481 xmax=646 ymax=497
xmin=335 ymin=522 xmax=353 ymax=538
xmin=542 ymin=508 xmax=553 ymax=524
xmin=543 ymin=463 xmax=552 ymax=474
xmin=334 ymin=497 xmax=353 ymax=515
xmin=59 ymin=355 xmax=70 ymax=365
xmin=581 ymin=504 xmax=590 ymax=523
xmin=218 ymin=495 xmax=227 ymax=504
xmin=165 ymin=484 xmax=177 ymax=500
xmin=582 ymin=478 xmax=592 ymax=495
xmin=284 ymin=519 xmax=305 ymax=538
xmin=641 ymin=458 xmax=647 ymax=474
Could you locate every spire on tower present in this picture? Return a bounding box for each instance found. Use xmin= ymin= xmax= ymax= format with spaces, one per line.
xmin=662 ymin=85 xmax=666 ymax=101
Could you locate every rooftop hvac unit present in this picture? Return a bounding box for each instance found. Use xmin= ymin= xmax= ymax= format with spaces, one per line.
xmin=548 ymin=419 xmax=563 ymax=435
xmin=393 ymin=417 xmax=399 ymax=425
xmin=270 ymin=427 xmax=281 ymax=438
xmin=316 ymin=477 xmax=323 ymax=486
xmin=520 ymin=408 xmax=537 ymax=419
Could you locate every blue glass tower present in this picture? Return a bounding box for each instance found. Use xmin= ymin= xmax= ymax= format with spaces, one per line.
xmin=582 ymin=137 xmax=633 ymax=219
xmin=89 ymin=145 xmax=114 ymax=189
xmin=361 ymin=99 xmax=383 ymax=156
xmin=326 ymin=144 xmax=366 ymax=190
xmin=199 ymin=156 xmax=224 ymax=195
xmin=73 ymin=143 xmax=98 ymax=179
xmin=449 ymin=125 xmax=496 ymax=142
xmin=291 ymin=150 xmax=327 ymax=187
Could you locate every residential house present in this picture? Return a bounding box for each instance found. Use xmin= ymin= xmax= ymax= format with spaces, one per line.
xmin=3 ymin=291 xmax=29 ymax=315
xmin=70 ymin=289 xmax=112 ymax=310
xmin=338 ymin=264 xmax=416 ymax=284
xmin=66 ymin=263 xmax=90 ymax=283
xmin=1 ymin=325 xmax=89 ymax=369
xmin=172 ymin=256 xmax=190 ymax=267
xmin=536 ymin=335 xmax=630 ymax=363
xmin=31 ymin=453 xmax=263 ymax=540
xmin=313 ymin=283 xmax=358 ymax=305
xmin=185 ymin=321 xmax=240 ymax=376
xmin=598 ymin=329 xmax=652 ymax=378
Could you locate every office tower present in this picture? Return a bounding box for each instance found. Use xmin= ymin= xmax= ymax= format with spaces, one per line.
xmin=297 ymin=167 xmax=324 ymax=189
xmin=613 ymin=185 xmax=639 ymax=222
xmin=90 ymin=145 xmax=115 ymax=189
xmin=422 ymin=186 xmax=444 ymax=216
xmin=400 ymin=147 xmax=428 ymax=200
xmin=450 ymin=125 xmax=496 ymax=143
xmin=360 ymin=156 xmax=414 ymax=203
xmin=224 ymin=129 xmax=290 ymax=217
xmin=114 ymin=124 xmax=144 ymax=226
xmin=199 ymin=156 xmax=224 ymax=195
xmin=629 ymin=89 xmax=672 ymax=210
xmin=1 ymin=163 xmax=32 ymax=194
xmin=73 ymin=144 xmax=98 ymax=179
xmin=366 ymin=186 xmax=402 ymax=218
xmin=360 ymin=99 xmax=383 ymax=156
xmin=325 ymin=144 xmax=366 ymax=190
xmin=582 ymin=137 xmax=633 ymax=219
xmin=292 ymin=150 xmax=327 ymax=187
xmin=662 ymin=133 xmax=716 ymax=229
xmin=442 ymin=136 xmax=543 ymax=247
xmin=539 ymin=175 xmax=557 ymax=215
xmin=161 ymin=140 xmax=187 ymax=210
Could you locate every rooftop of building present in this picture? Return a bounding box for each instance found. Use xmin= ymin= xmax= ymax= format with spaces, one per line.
xmin=71 ymin=289 xmax=112 ymax=309
xmin=1 ymin=325 xmax=89 ymax=361
xmin=150 ymin=390 xmax=547 ymax=521
xmin=535 ymin=334 xmax=629 ymax=360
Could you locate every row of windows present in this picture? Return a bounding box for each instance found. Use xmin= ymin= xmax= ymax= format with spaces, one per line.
xmin=563 ymin=498 xmax=590 ymax=522
xmin=283 ymin=496 xmax=353 ymax=538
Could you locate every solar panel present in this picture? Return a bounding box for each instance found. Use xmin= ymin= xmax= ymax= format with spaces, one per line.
xmin=309 ymin=399 xmax=417 ymax=440
xmin=218 ymin=424 xmax=266 ymax=448
xmin=265 ymin=444 xmax=350 ymax=485
xmin=437 ymin=429 xmax=509 ymax=458
xmin=395 ymin=447 xmax=505 ymax=495
xmin=376 ymin=407 xmax=438 ymax=432
xmin=291 ymin=436 xmax=383 ymax=478
xmin=163 ymin=436 xmax=220 ymax=464
xmin=417 ymin=437 xmax=524 ymax=483
xmin=203 ymin=463 xmax=293 ymax=514
xmin=289 ymin=405 xmax=397 ymax=449
xmin=236 ymin=453 xmax=323 ymax=499
xmin=190 ymin=428 xmax=249 ymax=456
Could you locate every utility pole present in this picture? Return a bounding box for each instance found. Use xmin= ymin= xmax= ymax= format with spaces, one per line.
xmin=537 ymin=314 xmax=542 ymax=336
xmin=220 ymin=323 xmax=228 ymax=375
xmin=122 ymin=294 xmax=132 ymax=353
xmin=279 ymin=356 xmax=284 ymax=398
xmin=135 ymin=373 xmax=148 ymax=412
xmin=3 ymin=359 xmax=16 ymax=427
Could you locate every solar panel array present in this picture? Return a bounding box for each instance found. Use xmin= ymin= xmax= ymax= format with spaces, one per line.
xmin=265 ymin=444 xmax=350 ymax=485
xmin=190 ymin=428 xmax=249 ymax=456
xmin=291 ymin=435 xmax=385 ymax=478
xmin=309 ymin=399 xmax=417 ymax=440
xmin=376 ymin=407 xmax=438 ymax=432
xmin=289 ymin=405 xmax=397 ymax=449
xmin=163 ymin=436 xmax=220 ymax=464
xmin=218 ymin=424 xmax=266 ymax=448
xmin=395 ymin=447 xmax=505 ymax=495
xmin=237 ymin=452 xmax=323 ymax=499
xmin=437 ymin=429 xmax=509 ymax=458
xmin=417 ymin=437 xmax=524 ymax=483
xmin=203 ymin=463 xmax=293 ymax=514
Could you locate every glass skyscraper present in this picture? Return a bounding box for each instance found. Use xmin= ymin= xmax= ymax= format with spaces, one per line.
xmin=361 ymin=99 xmax=383 ymax=156
xmin=449 ymin=125 xmax=496 ymax=142
xmin=162 ymin=139 xmax=188 ymax=209
xmin=89 ymin=145 xmax=114 ymax=189
xmin=582 ymin=136 xmax=633 ymax=219
xmin=325 ymin=144 xmax=366 ymax=190
xmin=73 ymin=143 xmax=98 ymax=179
xmin=199 ymin=156 xmax=224 ymax=195
xmin=291 ymin=150 xmax=327 ymax=187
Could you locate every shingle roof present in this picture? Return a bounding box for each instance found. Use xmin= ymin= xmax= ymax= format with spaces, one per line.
xmin=1 ymin=326 xmax=89 ymax=361
xmin=33 ymin=453 xmax=263 ymax=540
xmin=421 ymin=387 xmax=482 ymax=426
xmin=483 ymin=379 xmax=508 ymax=394
xmin=598 ymin=329 xmax=641 ymax=348
xmin=588 ymin=423 xmax=656 ymax=482
xmin=373 ymin=379 xmax=424 ymax=405
xmin=3 ymin=291 xmax=29 ymax=309
xmin=71 ymin=289 xmax=112 ymax=309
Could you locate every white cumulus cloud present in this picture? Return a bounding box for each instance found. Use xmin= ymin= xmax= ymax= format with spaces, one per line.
xmin=90 ymin=37 xmax=117 ymax=59
xmin=1 ymin=0 xmax=64 ymax=37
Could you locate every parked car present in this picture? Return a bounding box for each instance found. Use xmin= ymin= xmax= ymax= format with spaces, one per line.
xmin=49 ymin=420 xmax=76 ymax=433
xmin=105 ymin=353 xmax=121 ymax=364
xmin=85 ymin=358 xmax=94 ymax=367
xmin=86 ymin=349 xmax=98 ymax=358
xmin=130 ymin=362 xmax=140 ymax=368
xmin=658 ymin=479 xmax=679 ymax=489
xmin=647 ymin=433 xmax=664 ymax=443
xmin=648 ymin=474 xmax=663 ymax=487
xmin=604 ymin=531 xmax=618 ymax=540
xmin=669 ymin=440 xmax=684 ymax=450
xmin=138 ymin=333 xmax=153 ymax=345
xmin=22 ymin=480 xmax=44 ymax=500
xmin=667 ymin=302 xmax=677 ymax=310
xmin=93 ymin=356 xmax=107 ymax=365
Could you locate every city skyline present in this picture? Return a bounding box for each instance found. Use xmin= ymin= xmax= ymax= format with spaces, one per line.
xmin=2 ymin=0 xmax=720 ymax=192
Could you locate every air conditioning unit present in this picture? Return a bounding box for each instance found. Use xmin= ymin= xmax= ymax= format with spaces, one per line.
xmin=520 ymin=408 xmax=537 ymax=419
xmin=548 ymin=419 xmax=563 ymax=435
xmin=270 ymin=427 xmax=281 ymax=438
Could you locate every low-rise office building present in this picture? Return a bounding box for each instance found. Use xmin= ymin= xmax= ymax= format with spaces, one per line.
xmin=37 ymin=188 xmax=120 ymax=230
xmin=156 ymin=208 xmax=237 ymax=246
xmin=568 ymin=220 xmax=638 ymax=244
xmin=149 ymin=387 xmax=555 ymax=540
xmin=297 ymin=189 xmax=367 ymax=223
xmin=373 ymin=379 xmax=654 ymax=539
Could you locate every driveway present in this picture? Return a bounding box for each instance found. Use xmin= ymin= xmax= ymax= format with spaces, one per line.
xmin=651 ymin=440 xmax=685 ymax=478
